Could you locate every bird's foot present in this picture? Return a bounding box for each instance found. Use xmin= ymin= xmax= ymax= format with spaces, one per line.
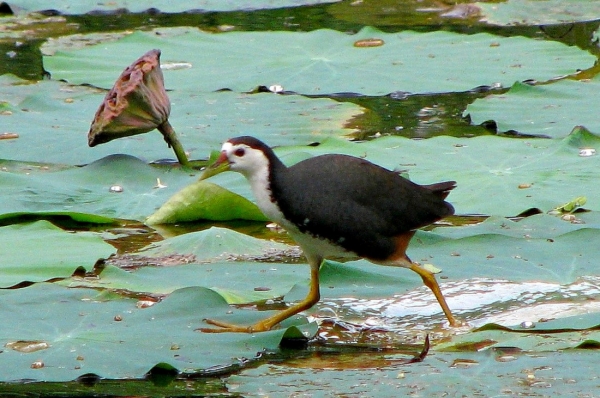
xmin=197 ymin=318 xmax=272 ymax=333
xmin=447 ymin=316 xmax=469 ymax=328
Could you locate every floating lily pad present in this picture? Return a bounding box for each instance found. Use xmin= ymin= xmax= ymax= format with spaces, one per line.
xmin=64 ymin=262 xmax=306 ymax=305
xmin=202 ymin=128 xmax=600 ymax=217
xmin=433 ymin=213 xmax=600 ymax=240
xmin=437 ymin=312 xmax=600 ymax=354
xmin=0 ymin=283 xmax=315 ymax=382
xmin=0 ymin=153 xmax=269 ymax=223
xmin=4 ymin=128 xmax=600 ymax=222
xmin=477 ymin=312 xmax=600 ymax=333
xmin=0 ymin=220 xmax=115 ymax=287
xmin=0 ymin=211 xmax=115 ymax=225
xmin=465 ymin=78 xmax=600 ymax=138
xmin=42 ymin=27 xmax=595 ymax=95
xmin=0 ymin=154 xmax=195 ymax=222
xmin=60 ymin=227 xmax=419 ymax=304
xmin=133 ymin=226 xmax=292 ymax=262
xmin=475 ymin=0 xmax=600 ymax=26
xmin=228 ymin=350 xmax=600 ymax=396
xmin=3 ymin=0 xmax=340 ymax=15
xmin=60 ymin=227 xmax=305 ymax=304
xmin=0 ymin=74 xmax=361 ymax=164
xmin=51 ymin=226 xmax=427 ymax=306
xmin=408 ymin=227 xmax=600 ymax=285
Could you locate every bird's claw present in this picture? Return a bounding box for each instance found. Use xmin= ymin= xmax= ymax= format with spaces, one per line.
xmin=196 ymin=318 xmax=251 ymax=333
xmin=445 ymin=315 xmax=469 ymax=328
xmin=197 ymin=318 xmax=264 ymax=333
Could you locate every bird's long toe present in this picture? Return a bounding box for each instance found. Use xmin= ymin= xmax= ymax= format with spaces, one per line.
xmin=447 ymin=317 xmax=469 ymax=328
xmin=197 ymin=318 xmax=253 ymax=333
xmin=197 ymin=318 xmax=277 ymax=333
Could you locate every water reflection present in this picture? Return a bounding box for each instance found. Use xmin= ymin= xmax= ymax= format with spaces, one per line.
xmin=310 ymin=276 xmax=600 ymax=342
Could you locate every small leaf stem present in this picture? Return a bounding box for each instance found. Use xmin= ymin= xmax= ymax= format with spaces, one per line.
xmin=158 ymin=120 xmax=190 ymax=167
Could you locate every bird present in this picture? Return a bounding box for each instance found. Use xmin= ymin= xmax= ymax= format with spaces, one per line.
xmin=199 ymin=136 xmax=461 ymax=333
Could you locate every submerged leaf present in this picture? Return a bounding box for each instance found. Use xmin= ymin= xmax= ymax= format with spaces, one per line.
xmin=477 ymin=312 xmax=600 ymax=333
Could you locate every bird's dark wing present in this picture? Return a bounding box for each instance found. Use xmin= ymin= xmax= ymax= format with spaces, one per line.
xmin=271 ymin=154 xmax=455 ymax=261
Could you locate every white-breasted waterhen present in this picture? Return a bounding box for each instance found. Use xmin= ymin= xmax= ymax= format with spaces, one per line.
xmin=199 ymin=136 xmax=460 ymax=333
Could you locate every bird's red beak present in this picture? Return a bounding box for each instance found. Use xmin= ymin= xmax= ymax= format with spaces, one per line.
xmin=199 ymin=151 xmax=231 ymax=180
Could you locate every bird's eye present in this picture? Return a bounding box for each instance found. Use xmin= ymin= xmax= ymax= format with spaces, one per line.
xmin=234 ymin=148 xmax=245 ymax=157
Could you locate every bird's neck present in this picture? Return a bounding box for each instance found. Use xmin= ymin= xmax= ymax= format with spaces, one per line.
xmin=246 ymin=151 xmax=287 ymax=223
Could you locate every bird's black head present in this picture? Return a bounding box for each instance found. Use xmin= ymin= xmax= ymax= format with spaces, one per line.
xmin=227 ymin=136 xmax=273 ymax=153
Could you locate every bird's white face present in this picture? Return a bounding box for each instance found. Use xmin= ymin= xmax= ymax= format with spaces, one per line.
xmin=220 ymin=141 xmax=283 ymax=222
xmin=200 ymin=137 xmax=282 ymax=222
xmin=221 ymin=141 xmax=269 ymax=179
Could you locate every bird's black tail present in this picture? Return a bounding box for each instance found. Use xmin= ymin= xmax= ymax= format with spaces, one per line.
xmin=424 ymin=181 xmax=456 ymax=200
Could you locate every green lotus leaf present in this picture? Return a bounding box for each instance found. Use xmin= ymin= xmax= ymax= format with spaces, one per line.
xmin=465 ymin=78 xmax=600 ymax=138
xmin=432 ymin=213 xmax=600 ymax=240
xmin=0 ymin=154 xmax=196 ymax=222
xmin=437 ymin=313 xmax=600 ymax=353
xmin=56 ymin=227 xmax=302 ymax=303
xmin=146 ymin=181 xmax=267 ymax=224
xmin=134 ymin=227 xmax=290 ymax=261
xmin=475 ymin=0 xmax=600 ymax=26
xmin=477 ymin=312 xmax=600 ymax=333
xmin=62 ymin=262 xmax=306 ymax=305
xmin=41 ymin=27 xmax=594 ymax=95
xmin=409 ymin=227 xmax=600 ymax=285
xmin=58 ymin=227 xmax=424 ymax=305
xmin=0 ymin=74 xmax=361 ymax=164
xmin=203 ymin=128 xmax=600 ymax=217
xmin=3 ymin=0 xmax=340 ymax=15
xmin=0 ymin=211 xmax=115 ymax=225
xmin=0 ymin=283 xmax=315 ymax=382
xmin=0 ymin=220 xmax=115 ymax=287
xmin=228 ymin=350 xmax=600 ymax=396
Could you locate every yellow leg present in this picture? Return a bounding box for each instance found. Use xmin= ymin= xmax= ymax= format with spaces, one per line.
xmin=199 ymin=259 xmax=322 ymax=333
xmin=409 ymin=263 xmax=463 ymax=327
